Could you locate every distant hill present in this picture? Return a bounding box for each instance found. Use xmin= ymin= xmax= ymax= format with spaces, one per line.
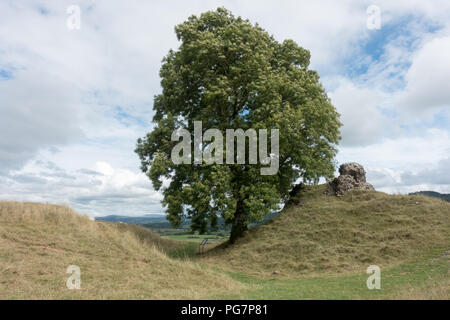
xmin=97 ymin=211 xmax=279 ymax=232
xmin=409 ymin=191 xmax=450 ymax=202
xmin=95 ymin=214 xmax=166 ymax=224
xmin=96 ymin=214 xmax=207 ymax=230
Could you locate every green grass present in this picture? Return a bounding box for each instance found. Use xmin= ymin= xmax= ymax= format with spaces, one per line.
xmin=204 ymin=186 xmax=450 ymax=278
xmin=163 ymin=234 xmax=227 ymax=259
xmin=166 ymin=242 xmax=199 ymax=259
xmin=163 ymin=234 xmax=227 ymax=242
xmin=0 ymin=202 xmax=245 ymax=299
xmin=212 ymin=248 xmax=449 ymax=299
xmin=1 ymin=189 xmax=448 ymax=299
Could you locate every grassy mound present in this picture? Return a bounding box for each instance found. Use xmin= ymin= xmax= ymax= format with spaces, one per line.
xmin=204 ymin=185 xmax=450 ymax=278
xmin=0 ymin=202 xmax=243 ymax=299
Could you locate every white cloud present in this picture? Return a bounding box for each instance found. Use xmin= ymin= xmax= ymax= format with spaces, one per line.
xmin=0 ymin=69 xmax=84 ymax=172
xmin=0 ymin=160 xmax=163 ymax=217
xmin=400 ymin=157 xmax=450 ymax=186
xmin=1 ymin=1 xmax=450 ymax=217
xmin=339 ymin=128 xmax=450 ymax=167
xmin=328 ymin=79 xmax=394 ymax=146
xmin=395 ymin=36 xmax=450 ymax=116
xmin=366 ymin=158 xmax=450 ymax=194
xmin=338 ymin=128 xmax=450 ymax=193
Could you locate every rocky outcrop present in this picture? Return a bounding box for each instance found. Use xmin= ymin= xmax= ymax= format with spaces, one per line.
xmin=325 ymin=162 xmax=375 ymax=196
xmin=338 ymin=162 xmax=367 ymax=183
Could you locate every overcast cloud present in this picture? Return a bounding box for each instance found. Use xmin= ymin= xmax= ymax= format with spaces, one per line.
xmin=1 ymin=0 xmax=449 ymax=216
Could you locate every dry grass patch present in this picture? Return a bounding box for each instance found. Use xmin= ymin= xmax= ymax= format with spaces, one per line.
xmin=204 ymin=185 xmax=450 ymax=278
xmin=0 ymin=202 xmax=245 ymax=299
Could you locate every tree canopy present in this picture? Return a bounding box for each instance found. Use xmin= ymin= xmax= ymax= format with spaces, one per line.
xmin=136 ymin=8 xmax=341 ymax=243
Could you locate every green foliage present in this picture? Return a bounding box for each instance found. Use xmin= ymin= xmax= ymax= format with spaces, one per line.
xmin=136 ymin=8 xmax=341 ymax=235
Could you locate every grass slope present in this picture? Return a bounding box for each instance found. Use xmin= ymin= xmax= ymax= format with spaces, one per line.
xmin=0 ymin=202 xmax=243 ymax=299
xmin=214 ymin=248 xmax=449 ymax=299
xmin=1 ymin=187 xmax=448 ymax=300
xmin=204 ymin=185 xmax=450 ymax=278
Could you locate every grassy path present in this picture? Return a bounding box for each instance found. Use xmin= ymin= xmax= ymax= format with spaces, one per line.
xmin=164 ymin=240 xmax=449 ymax=299
xmin=208 ymin=248 xmax=449 ymax=299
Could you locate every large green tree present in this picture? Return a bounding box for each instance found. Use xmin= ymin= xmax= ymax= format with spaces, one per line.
xmin=136 ymin=8 xmax=341 ymax=243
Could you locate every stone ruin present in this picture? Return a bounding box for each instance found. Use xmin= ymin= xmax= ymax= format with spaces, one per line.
xmin=325 ymin=162 xmax=375 ymax=196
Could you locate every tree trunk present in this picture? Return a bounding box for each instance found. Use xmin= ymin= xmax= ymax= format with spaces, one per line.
xmin=229 ymin=199 xmax=248 ymax=244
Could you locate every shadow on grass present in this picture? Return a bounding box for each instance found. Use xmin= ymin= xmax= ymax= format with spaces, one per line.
xmin=166 ymin=241 xmax=199 ymax=259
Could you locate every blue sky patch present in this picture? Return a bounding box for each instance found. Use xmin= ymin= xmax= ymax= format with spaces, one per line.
xmin=0 ymin=69 xmax=13 ymax=80
xmin=344 ymin=14 xmax=443 ymax=81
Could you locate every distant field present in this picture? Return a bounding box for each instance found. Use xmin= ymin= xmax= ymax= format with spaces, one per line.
xmin=162 ymin=234 xmax=226 ymax=259
xmin=163 ymin=234 xmax=227 ymax=243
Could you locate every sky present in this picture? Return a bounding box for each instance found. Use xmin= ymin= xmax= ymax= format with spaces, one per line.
xmin=0 ymin=0 xmax=449 ymax=217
